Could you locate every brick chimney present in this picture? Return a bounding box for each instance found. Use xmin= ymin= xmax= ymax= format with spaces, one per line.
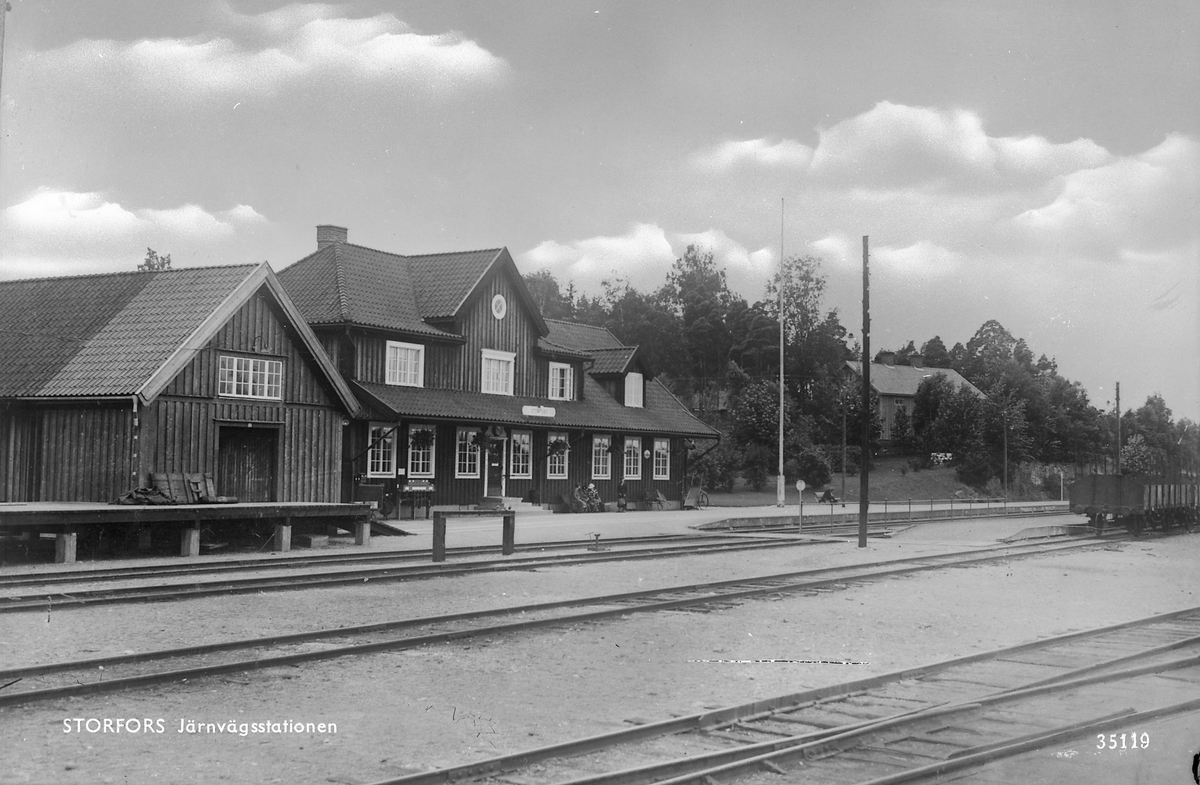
xmin=909 ymin=354 xmax=924 ymax=369
xmin=876 ymin=350 xmax=896 ymax=367
xmin=317 ymin=225 xmax=348 ymax=250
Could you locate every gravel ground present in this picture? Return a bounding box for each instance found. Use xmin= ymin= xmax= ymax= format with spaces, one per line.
xmin=2 ymin=523 xmax=1198 ymax=785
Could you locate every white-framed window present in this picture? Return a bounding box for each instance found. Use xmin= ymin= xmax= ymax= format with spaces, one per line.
xmin=592 ymin=434 xmax=611 ymax=479
xmin=407 ymin=424 xmax=435 ymax=478
xmin=510 ymin=431 xmax=532 ymax=479
xmin=455 ymin=428 xmax=480 ymax=478
xmin=624 ymin=371 xmax=644 ymax=408
xmin=547 ymin=431 xmax=569 ymax=479
xmin=218 ymin=355 xmax=283 ymax=400
xmin=367 ymin=423 xmax=398 ymax=478
xmin=386 ymin=341 xmax=424 ymax=387
xmin=481 ymin=349 xmax=515 ymax=396
xmin=549 ymin=362 xmax=574 ymax=401
xmin=653 ymin=438 xmax=670 ymax=480
xmin=624 ymin=436 xmax=641 ymax=480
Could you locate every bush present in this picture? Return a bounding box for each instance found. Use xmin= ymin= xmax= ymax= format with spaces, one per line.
xmin=793 ymin=450 xmax=832 ymax=488
xmin=691 ymin=439 xmax=738 ymax=492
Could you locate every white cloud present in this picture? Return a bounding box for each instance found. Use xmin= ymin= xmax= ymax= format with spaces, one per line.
xmin=30 ymin=5 xmax=508 ymax=101
xmin=0 ymin=189 xmax=269 ymax=279
xmin=691 ymin=138 xmax=814 ymax=173
xmin=872 ymin=240 xmax=963 ymax=279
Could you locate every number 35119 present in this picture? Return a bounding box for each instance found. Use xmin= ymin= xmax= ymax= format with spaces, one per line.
xmin=1097 ymin=732 xmax=1149 ymax=750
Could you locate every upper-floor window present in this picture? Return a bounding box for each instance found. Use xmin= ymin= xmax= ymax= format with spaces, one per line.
xmin=624 ymin=371 xmax=644 ymax=408
xmin=510 ymin=431 xmax=532 ymax=479
xmin=481 ymin=349 xmax=515 ymax=396
xmin=623 ymin=436 xmax=642 ymax=480
xmin=367 ymin=423 xmax=398 ymax=478
xmin=408 ymin=424 xmax=435 ymax=478
xmin=455 ymin=428 xmax=480 ymax=478
xmin=653 ymin=438 xmax=670 ymax=479
xmin=386 ymin=341 xmax=424 ymax=387
xmin=549 ymin=362 xmax=574 ymax=401
xmin=592 ymin=434 xmax=611 ymax=479
xmin=547 ymin=431 xmax=569 ymax=479
xmin=219 ymin=355 xmax=283 ymax=400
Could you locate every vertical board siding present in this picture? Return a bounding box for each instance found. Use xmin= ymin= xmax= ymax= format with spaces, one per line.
xmin=17 ymin=405 xmax=134 ymax=502
xmin=164 ymin=289 xmax=334 ymax=407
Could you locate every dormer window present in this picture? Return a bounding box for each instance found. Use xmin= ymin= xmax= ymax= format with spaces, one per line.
xmin=386 ymin=341 xmax=424 ymax=387
xmin=624 ymin=371 xmax=644 ymax=408
xmin=549 ymin=362 xmax=574 ymax=401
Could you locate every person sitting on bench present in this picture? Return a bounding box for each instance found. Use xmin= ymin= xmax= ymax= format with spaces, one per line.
xmin=818 ymin=489 xmax=838 ymax=503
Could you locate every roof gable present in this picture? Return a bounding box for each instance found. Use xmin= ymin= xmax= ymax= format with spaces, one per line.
xmin=0 ymin=264 xmax=361 ymax=415
xmin=0 ymin=265 xmax=255 ymax=398
xmin=278 ymin=244 xmax=548 ymax=337
xmin=845 ymin=361 xmax=983 ymax=398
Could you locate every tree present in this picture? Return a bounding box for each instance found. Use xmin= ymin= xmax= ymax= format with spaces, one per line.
xmin=139 ymin=248 xmax=171 ymax=272
xmin=1120 ymin=434 xmax=1156 ymax=476
xmin=660 ymin=245 xmax=739 ymax=392
xmin=522 ymin=269 xmax=574 ymax=320
xmin=920 ymin=336 xmax=952 ymax=368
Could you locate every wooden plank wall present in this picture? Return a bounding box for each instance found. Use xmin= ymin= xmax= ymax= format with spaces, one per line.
xmin=0 ymin=404 xmax=132 ymax=502
xmin=148 ymin=288 xmax=346 ymax=503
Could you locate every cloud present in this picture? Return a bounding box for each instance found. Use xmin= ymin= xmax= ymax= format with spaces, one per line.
xmin=521 ymin=224 xmax=780 ymax=301
xmin=692 ymin=138 xmax=814 ymax=173
xmin=28 ymin=4 xmax=508 ymax=101
xmin=694 ymin=102 xmax=1113 ymax=192
xmin=1008 ymin=133 xmax=1198 ymax=261
xmin=1 ymin=189 xmax=268 ymax=279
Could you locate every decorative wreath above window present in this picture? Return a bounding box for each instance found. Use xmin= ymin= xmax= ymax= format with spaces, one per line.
xmin=409 ymin=429 xmax=435 ymax=451
xmin=547 ymin=438 xmax=569 ymax=457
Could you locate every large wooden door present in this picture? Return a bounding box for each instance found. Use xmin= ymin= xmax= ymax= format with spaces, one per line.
xmin=218 ymin=426 xmax=278 ymax=502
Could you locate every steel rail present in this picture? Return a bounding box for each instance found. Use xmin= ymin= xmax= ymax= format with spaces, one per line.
xmin=0 ymin=537 xmax=1113 ymax=707
xmin=357 ymin=601 xmax=1199 ymax=785
xmin=0 ymin=537 xmax=825 ymax=613
xmin=583 ymin=651 xmax=1200 ymax=785
xmin=0 ymin=533 xmax=732 ymax=588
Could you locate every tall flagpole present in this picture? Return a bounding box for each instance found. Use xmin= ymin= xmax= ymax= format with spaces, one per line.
xmin=859 ymin=236 xmax=870 ymax=547
xmin=776 ymin=199 xmax=786 ymax=507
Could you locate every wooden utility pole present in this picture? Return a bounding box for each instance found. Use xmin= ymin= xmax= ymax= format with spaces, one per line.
xmin=1115 ymin=381 xmax=1121 ymax=475
xmin=776 ymin=199 xmax=785 ymax=507
xmin=859 ymin=236 xmax=870 ymax=548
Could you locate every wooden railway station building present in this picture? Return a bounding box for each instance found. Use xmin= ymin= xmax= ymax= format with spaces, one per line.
xmin=278 ymin=225 xmax=718 ymax=514
xmin=0 ymin=263 xmax=361 ymax=505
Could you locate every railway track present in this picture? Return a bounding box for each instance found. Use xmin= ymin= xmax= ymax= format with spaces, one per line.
xmin=358 ymin=604 xmax=1200 ymax=785
xmin=0 ymin=536 xmax=1114 ymax=708
xmin=0 ymin=533 xmax=814 ymax=589
xmin=0 ymin=535 xmax=838 ymax=612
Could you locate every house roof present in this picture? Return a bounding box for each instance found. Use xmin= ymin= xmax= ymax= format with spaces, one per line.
xmin=278 ymin=242 xmax=548 ymax=338
xmin=0 ymin=263 xmax=361 ymax=414
xmin=354 ymin=374 xmax=718 ymax=438
xmin=844 ymin=361 xmax=983 ymax=398
xmin=543 ymin=319 xmax=624 ymax=351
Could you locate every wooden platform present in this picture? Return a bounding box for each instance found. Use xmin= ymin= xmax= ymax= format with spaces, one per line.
xmin=0 ymin=501 xmax=372 ymax=564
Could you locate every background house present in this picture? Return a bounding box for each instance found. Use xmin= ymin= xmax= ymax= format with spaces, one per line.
xmin=845 ymin=352 xmax=983 ymax=443
xmin=0 ymin=263 xmax=359 ymax=503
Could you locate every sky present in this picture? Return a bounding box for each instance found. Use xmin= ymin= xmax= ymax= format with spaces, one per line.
xmin=1 ymin=0 xmax=1197 ymax=420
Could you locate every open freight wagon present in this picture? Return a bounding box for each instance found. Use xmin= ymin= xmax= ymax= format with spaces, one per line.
xmin=1069 ymin=475 xmax=1199 ymax=535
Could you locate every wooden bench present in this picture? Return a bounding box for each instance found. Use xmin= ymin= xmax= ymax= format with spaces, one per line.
xmin=432 ymin=509 xmax=516 ymax=562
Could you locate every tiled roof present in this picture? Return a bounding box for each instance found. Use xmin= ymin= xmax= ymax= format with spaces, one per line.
xmin=278 ymin=244 xmax=460 ymax=338
xmin=353 ymin=375 xmax=718 ymax=438
xmin=588 ymin=346 xmax=638 ymax=375
xmin=543 ymin=319 xmax=624 ymax=351
xmin=845 ymin=362 xmax=983 ymax=398
xmin=0 ymin=265 xmax=257 ymax=397
xmin=407 ymin=249 xmax=504 ymax=319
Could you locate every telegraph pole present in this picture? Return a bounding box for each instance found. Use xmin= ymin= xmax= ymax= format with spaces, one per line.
xmin=859 ymin=236 xmax=870 ymax=548
xmin=776 ymin=199 xmax=786 ymax=507
xmin=1115 ymin=381 xmax=1121 ymax=475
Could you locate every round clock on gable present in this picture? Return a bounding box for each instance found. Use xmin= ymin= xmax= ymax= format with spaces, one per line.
xmin=491 ymin=294 xmax=508 ymax=320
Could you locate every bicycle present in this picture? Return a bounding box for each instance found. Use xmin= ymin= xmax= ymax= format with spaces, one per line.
xmin=682 ymin=482 xmax=710 ymax=510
